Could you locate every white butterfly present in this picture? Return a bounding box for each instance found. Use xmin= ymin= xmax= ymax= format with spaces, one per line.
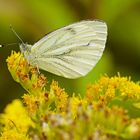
xmin=20 ymin=20 xmax=107 ymax=79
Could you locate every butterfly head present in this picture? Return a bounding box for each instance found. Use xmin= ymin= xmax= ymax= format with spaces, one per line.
xmin=20 ymin=43 xmax=33 ymax=61
xmin=20 ymin=43 xmax=31 ymax=53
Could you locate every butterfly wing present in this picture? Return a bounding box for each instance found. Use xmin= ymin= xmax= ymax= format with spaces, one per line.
xmin=30 ymin=20 xmax=107 ymax=79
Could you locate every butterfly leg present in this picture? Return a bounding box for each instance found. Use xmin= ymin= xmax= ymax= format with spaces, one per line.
xmin=36 ymin=64 xmax=40 ymax=74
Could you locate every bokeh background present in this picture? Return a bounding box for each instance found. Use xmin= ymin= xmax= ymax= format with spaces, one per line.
xmin=0 ymin=0 xmax=140 ymax=112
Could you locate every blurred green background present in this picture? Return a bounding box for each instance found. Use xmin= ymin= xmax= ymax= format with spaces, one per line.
xmin=0 ymin=0 xmax=140 ymax=112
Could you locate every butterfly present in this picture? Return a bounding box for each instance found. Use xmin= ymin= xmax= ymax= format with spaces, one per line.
xmin=19 ymin=20 xmax=107 ymax=79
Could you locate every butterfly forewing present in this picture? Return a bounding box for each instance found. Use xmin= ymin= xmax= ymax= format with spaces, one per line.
xmin=30 ymin=20 xmax=107 ymax=79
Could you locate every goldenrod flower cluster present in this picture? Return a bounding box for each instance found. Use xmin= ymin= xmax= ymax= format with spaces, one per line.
xmin=0 ymin=100 xmax=33 ymax=140
xmin=0 ymin=51 xmax=140 ymax=140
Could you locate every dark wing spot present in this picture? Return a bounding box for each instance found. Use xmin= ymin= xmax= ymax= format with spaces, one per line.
xmin=87 ymin=40 xmax=96 ymax=46
xmin=87 ymin=40 xmax=93 ymax=46
xmin=66 ymin=28 xmax=76 ymax=35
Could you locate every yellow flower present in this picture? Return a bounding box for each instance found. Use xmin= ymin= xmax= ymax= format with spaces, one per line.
xmin=50 ymin=80 xmax=68 ymax=112
xmin=0 ymin=100 xmax=34 ymax=140
xmin=6 ymin=51 xmax=23 ymax=82
xmin=69 ymin=96 xmax=81 ymax=118
xmin=7 ymin=51 xmax=47 ymax=95
xmin=86 ymin=75 xmax=140 ymax=104
xmin=120 ymin=80 xmax=140 ymax=99
xmin=0 ymin=128 xmax=31 ymax=140
xmin=105 ymin=85 xmax=115 ymax=101
xmin=5 ymin=51 xmax=140 ymax=139
xmin=23 ymin=94 xmax=39 ymax=115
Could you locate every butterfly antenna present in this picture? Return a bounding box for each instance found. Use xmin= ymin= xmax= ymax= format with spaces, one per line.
xmin=10 ymin=25 xmax=24 ymax=44
xmin=0 ymin=43 xmax=18 ymax=48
